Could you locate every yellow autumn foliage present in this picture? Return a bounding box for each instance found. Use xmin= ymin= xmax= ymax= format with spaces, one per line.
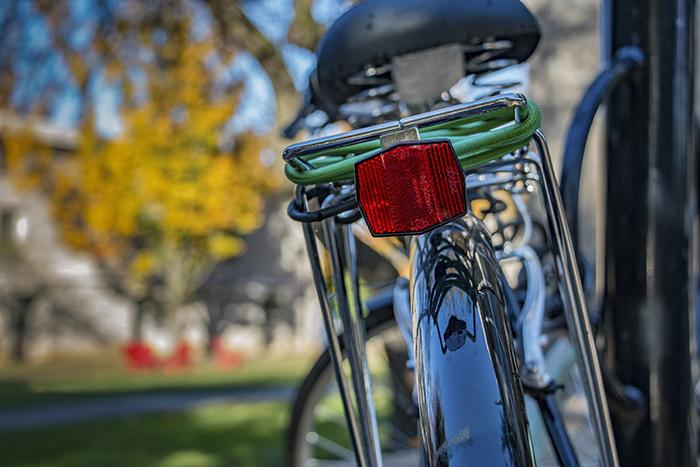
xmin=3 ymin=30 xmax=277 ymax=308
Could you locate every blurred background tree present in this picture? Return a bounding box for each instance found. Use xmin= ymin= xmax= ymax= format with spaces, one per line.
xmin=0 ymin=0 xmax=327 ymax=349
xmin=52 ymin=39 xmax=276 ymax=338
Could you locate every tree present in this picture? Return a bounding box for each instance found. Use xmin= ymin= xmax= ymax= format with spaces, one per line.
xmin=2 ymin=5 xmax=276 ymax=337
xmin=0 ymin=0 xmax=327 ymax=348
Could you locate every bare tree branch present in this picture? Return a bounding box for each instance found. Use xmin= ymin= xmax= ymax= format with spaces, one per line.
xmin=204 ymin=0 xmax=299 ymax=126
xmin=287 ymin=0 xmax=324 ymax=51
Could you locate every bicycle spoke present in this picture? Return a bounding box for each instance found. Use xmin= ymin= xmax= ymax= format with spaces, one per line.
xmin=316 ymin=401 xmax=352 ymax=427
xmin=306 ymin=431 xmax=355 ymax=460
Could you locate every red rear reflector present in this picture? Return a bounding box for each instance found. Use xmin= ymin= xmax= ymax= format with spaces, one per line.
xmin=354 ymin=140 xmax=467 ymax=236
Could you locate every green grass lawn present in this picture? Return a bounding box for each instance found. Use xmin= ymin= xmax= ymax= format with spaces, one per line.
xmin=0 ymin=350 xmax=314 ymax=408
xmin=0 ymin=350 xmax=318 ymax=466
xmin=0 ymin=401 xmax=289 ymax=467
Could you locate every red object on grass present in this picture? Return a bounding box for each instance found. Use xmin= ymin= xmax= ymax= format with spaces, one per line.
xmin=164 ymin=341 xmax=193 ymax=369
xmin=212 ymin=337 xmax=244 ymax=369
xmin=123 ymin=341 xmax=159 ymax=369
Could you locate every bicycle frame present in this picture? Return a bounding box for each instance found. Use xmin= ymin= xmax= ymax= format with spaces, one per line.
xmin=286 ymin=94 xmax=619 ymax=466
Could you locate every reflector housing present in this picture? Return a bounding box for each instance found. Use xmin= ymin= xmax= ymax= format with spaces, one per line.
xmin=354 ymin=140 xmax=467 ymax=236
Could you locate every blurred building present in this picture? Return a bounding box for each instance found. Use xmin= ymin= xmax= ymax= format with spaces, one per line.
xmin=0 ymin=112 xmax=322 ymax=360
xmin=0 ymin=111 xmax=130 ymax=359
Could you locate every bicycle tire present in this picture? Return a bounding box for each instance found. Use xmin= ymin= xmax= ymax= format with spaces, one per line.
xmin=286 ymin=304 xmax=414 ymax=466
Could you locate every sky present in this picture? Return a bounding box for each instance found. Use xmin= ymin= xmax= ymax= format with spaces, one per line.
xmin=216 ymin=0 xmax=352 ymax=136
xmin=1 ymin=0 xmax=352 ymax=139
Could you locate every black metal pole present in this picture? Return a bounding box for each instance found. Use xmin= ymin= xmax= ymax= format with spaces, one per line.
xmin=602 ymin=0 xmax=698 ymax=466
xmin=560 ymin=46 xmax=643 ymax=259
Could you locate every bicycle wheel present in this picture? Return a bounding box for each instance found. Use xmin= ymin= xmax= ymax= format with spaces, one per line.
xmin=286 ymin=305 xmax=420 ymax=467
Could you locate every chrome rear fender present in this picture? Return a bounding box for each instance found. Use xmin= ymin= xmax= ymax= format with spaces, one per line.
xmin=410 ymin=214 xmax=535 ymax=466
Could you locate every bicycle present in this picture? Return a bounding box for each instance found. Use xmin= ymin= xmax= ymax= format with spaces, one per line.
xmin=280 ymin=0 xmax=697 ymax=466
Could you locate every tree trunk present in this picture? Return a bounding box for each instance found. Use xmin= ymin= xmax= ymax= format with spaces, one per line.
xmin=132 ymin=299 xmax=147 ymax=342
xmin=205 ymin=300 xmax=225 ymax=357
xmin=9 ymin=296 xmax=34 ymax=362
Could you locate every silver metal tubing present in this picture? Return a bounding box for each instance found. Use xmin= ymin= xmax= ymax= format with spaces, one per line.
xmin=300 ymin=219 xmax=368 ymax=466
xmin=464 ymin=154 xmax=539 ymax=186
xmin=532 ymin=130 xmax=619 ymax=467
xmin=283 ymin=92 xmax=526 ymax=161
xmin=284 ymin=121 xmax=401 ymax=161
xmin=392 ymin=278 xmax=414 ymax=369
xmin=339 ymin=222 xmax=383 ymax=467
xmin=399 ymin=92 xmax=524 ymax=128
xmin=464 ymin=167 xmax=541 ymax=198
xmin=318 ymin=211 xmax=383 ymax=467
xmin=466 ymin=172 xmax=530 ymax=191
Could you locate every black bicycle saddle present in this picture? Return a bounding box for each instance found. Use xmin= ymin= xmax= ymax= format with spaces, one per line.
xmin=314 ymin=0 xmax=541 ymax=115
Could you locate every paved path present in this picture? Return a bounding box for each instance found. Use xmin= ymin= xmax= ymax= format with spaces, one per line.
xmin=0 ymin=386 xmax=294 ymax=431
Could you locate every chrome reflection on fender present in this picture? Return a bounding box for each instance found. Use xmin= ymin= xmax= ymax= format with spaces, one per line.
xmin=410 ymin=214 xmax=535 ymax=466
